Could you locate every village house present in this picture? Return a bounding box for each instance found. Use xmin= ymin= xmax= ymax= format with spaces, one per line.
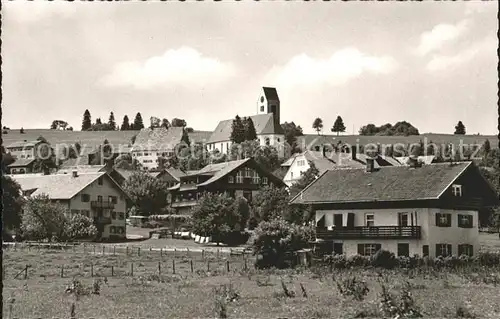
xmin=113 ymin=167 xmax=186 ymax=188
xmin=6 ymin=139 xmax=53 ymax=174
xmin=10 ymin=171 xmax=130 ymax=240
xmin=206 ymin=87 xmax=285 ymax=155
xmin=168 ymin=158 xmax=286 ymax=214
xmin=290 ymin=158 xmax=499 ymax=258
xmin=130 ymin=127 xmax=186 ymax=171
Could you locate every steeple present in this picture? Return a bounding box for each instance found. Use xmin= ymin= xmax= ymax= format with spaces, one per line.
xmin=257 ymin=87 xmax=280 ymax=124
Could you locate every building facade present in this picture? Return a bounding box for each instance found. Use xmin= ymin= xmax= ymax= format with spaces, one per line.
xmin=291 ymin=160 xmax=498 ymax=258
xmin=6 ymin=140 xmax=53 ymax=174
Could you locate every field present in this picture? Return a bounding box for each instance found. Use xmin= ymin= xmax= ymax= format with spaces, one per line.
xmin=2 ymin=129 xmax=496 ymax=154
xmin=3 ymin=234 xmax=500 ymax=319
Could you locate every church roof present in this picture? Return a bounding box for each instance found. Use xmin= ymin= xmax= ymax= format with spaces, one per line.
xmin=262 ymin=87 xmax=280 ymax=101
xmin=208 ymin=113 xmax=284 ymax=143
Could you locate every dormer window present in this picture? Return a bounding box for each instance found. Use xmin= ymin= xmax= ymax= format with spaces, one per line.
xmin=452 ymin=184 xmax=462 ymax=197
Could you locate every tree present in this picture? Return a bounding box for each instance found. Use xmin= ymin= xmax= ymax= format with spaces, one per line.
xmin=122 ymin=171 xmax=170 ymax=215
xmin=1 ymin=150 xmax=15 ymax=174
xmin=281 ymin=122 xmax=304 ymax=154
xmin=51 ymin=120 xmax=68 ymax=130
xmin=161 ymin=118 xmax=171 ymax=129
xmin=96 ymin=118 xmax=102 ymax=125
xmin=229 ymin=140 xmax=281 ymax=172
xmin=150 ymin=116 xmax=161 ymax=129
xmin=82 ymin=109 xmax=92 ymax=131
xmin=483 ymin=139 xmax=491 ymax=156
xmin=131 ymin=134 xmax=137 ymax=145
xmin=454 ymin=121 xmax=466 ymax=135
xmin=64 ymin=214 xmax=98 ymax=241
xmin=289 ymin=162 xmax=320 ymax=197
xmin=359 ymin=121 xmax=419 ymax=136
xmin=243 ymin=117 xmax=257 ymax=141
xmin=171 ymin=118 xmax=187 ymax=127
xmin=89 ymin=123 xmax=113 ymax=131
xmin=312 ymin=118 xmax=323 ymax=135
xmin=2 ymin=175 xmax=24 ymax=240
xmin=108 ymin=112 xmax=116 ymax=130
xmin=185 ymin=127 xmax=194 ymax=133
xmin=121 ymin=115 xmax=130 ymax=131
xmin=331 ymin=116 xmax=346 ymax=136
xmin=20 ymin=127 xmax=25 ymax=134
xmin=230 ymin=115 xmax=246 ymax=144
xmin=114 ymin=154 xmax=133 ymax=170
xmin=181 ymin=128 xmax=191 ymax=147
xmin=66 ymin=126 xmax=73 ymax=131
xmin=191 ymin=193 xmax=248 ymax=245
xmin=252 ymin=218 xmax=314 ymax=269
xmin=252 ymin=186 xmax=290 ymax=223
xmin=133 ymin=113 xmax=144 ymax=130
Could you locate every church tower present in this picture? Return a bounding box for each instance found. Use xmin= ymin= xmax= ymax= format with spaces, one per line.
xmin=257 ymin=87 xmax=280 ymax=124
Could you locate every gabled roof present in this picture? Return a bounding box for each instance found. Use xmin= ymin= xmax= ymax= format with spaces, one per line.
xmin=196 ymin=159 xmax=251 ymax=186
xmin=57 ymin=165 xmax=107 ymax=174
xmin=9 ymin=172 xmax=116 ymax=200
xmin=395 ymin=156 xmax=436 ymax=166
xmin=208 ymin=113 xmax=284 ymax=143
xmin=165 ymin=168 xmax=187 ymax=181
xmin=8 ymin=158 xmax=36 ymax=167
xmin=131 ymin=127 xmax=184 ymax=152
xmin=291 ymin=162 xmax=473 ymax=205
xmin=6 ymin=140 xmax=45 ymax=149
xmin=263 ymin=87 xmax=280 ymax=101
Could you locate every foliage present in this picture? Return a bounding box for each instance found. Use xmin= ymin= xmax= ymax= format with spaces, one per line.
xmin=378 ymin=282 xmax=423 ymax=318
xmin=335 ymin=275 xmax=369 ymax=301
xmin=64 ymin=214 xmax=98 ymax=240
xmin=230 ymin=115 xmax=246 ymax=144
xmin=454 ymin=121 xmax=466 ymax=135
xmin=96 ymin=118 xmax=102 ymax=125
xmin=171 ymin=118 xmax=187 ymax=127
xmin=108 ymin=112 xmax=117 ymax=131
xmin=1 ymin=150 xmax=16 ymax=174
xmin=281 ymin=121 xmax=304 ymax=154
xmin=185 ymin=127 xmax=194 ymax=133
xmin=252 ymin=218 xmax=314 ymax=269
xmin=289 ymin=161 xmax=320 ymax=197
xmin=150 ymin=116 xmax=161 ymax=129
xmin=331 ymin=116 xmax=346 ymax=136
xmin=371 ymin=249 xmax=397 ymax=269
xmin=82 ymin=110 xmax=92 ymax=131
xmin=50 ymin=120 xmax=69 ymax=130
xmin=483 ymin=139 xmax=491 ymax=155
xmin=243 ymin=117 xmax=258 ymax=141
xmin=252 ymin=186 xmax=290 ymax=222
xmin=229 ymin=140 xmax=281 ymax=172
xmin=167 ymin=142 xmax=207 ymax=171
xmin=122 ymin=171 xmax=170 ymax=215
xmin=359 ymin=121 xmax=420 ymax=136
xmin=133 ymin=112 xmax=145 ymax=130
xmin=181 ymin=128 xmax=191 ymax=146
xmin=20 ymin=127 xmax=25 ymax=134
xmin=120 ymin=115 xmax=130 ymax=131
xmin=161 ymin=118 xmax=171 ymax=129
xmin=114 ymin=154 xmax=133 ymax=170
xmin=191 ymin=193 xmax=248 ymax=245
xmin=2 ymin=175 xmax=24 ymax=239
xmin=89 ymin=123 xmax=114 ymax=131
xmin=312 ymin=117 xmax=323 ymax=135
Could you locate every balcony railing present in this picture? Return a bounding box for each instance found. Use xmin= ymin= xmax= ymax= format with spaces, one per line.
xmin=91 ymin=201 xmax=115 ymax=209
xmin=94 ymin=217 xmax=112 ymax=225
xmin=316 ymin=226 xmax=421 ymax=240
xmin=171 ymin=199 xmax=198 ymax=208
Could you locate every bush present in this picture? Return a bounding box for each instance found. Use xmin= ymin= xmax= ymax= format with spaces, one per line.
xmin=346 ymin=254 xmax=370 ymax=268
xmin=336 ymin=275 xmax=370 ymax=301
xmin=324 ymin=254 xmax=347 ymax=269
xmin=212 ymin=231 xmax=251 ymax=246
xmin=371 ymin=250 xmax=397 ymax=269
xmin=475 ymin=251 xmax=500 ymax=266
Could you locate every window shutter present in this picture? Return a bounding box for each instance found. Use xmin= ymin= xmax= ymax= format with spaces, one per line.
xmin=458 ymin=214 xmax=463 ymax=227
xmin=347 ymin=213 xmax=355 ymax=228
xmin=469 ymin=245 xmax=473 ymax=257
xmin=446 ymin=214 xmax=452 ymax=227
xmin=447 ymin=244 xmax=452 ymax=256
xmin=435 ymin=244 xmax=440 ymax=257
xmin=357 ymin=244 xmax=364 ymax=255
xmin=435 ymin=213 xmax=440 ymax=226
xmin=468 ymin=216 xmax=473 ymax=228
xmin=458 ymin=244 xmax=463 ymax=256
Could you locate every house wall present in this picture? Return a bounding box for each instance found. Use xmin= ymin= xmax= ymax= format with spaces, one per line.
xmin=132 ymin=150 xmax=173 ymax=171
xmin=69 ymin=175 xmax=127 ymax=239
xmin=316 ymin=207 xmax=479 ymax=257
xmin=283 ymin=154 xmax=311 ymax=187
xmin=10 ymin=166 xmax=33 ymax=174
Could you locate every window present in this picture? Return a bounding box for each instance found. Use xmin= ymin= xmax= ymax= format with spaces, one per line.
xmin=111 ymin=211 xmax=117 ymax=219
xmin=144 ymin=152 xmax=149 ymax=156
xmin=297 ymin=160 xmax=306 ymax=166
xmin=397 ymin=243 xmax=410 ymax=257
xmin=228 ymin=176 xmax=234 ymax=183
xmin=108 ymin=196 xmax=118 ymax=204
xmin=436 ymin=244 xmax=452 ymax=257
xmin=81 ymin=194 xmax=90 ymax=202
xmin=260 ymin=106 xmax=264 ymax=112
xmin=97 ymin=195 xmax=103 ymax=203
xmin=422 ymin=245 xmax=429 ymax=257
xmin=398 ymin=213 xmax=409 ymax=227
xmin=119 ymin=212 xmax=125 ymax=220
xmin=265 ymin=138 xmax=270 ymax=146
xmin=277 ymin=138 xmax=280 ymax=143
xmin=253 ymin=175 xmax=260 ymax=184
xmin=357 ymin=244 xmax=381 ymax=256
xmin=452 ymin=184 xmax=462 ymax=197
xmin=262 ymin=177 xmax=268 ymax=185
xmin=110 ymin=226 xmax=115 ymax=234
xmin=436 ymin=213 xmax=452 ymax=227
xmin=236 ymin=171 xmax=244 ymax=183
xmin=365 ymin=214 xmax=375 ymax=227
xmin=458 ymin=244 xmax=473 ymax=257
xmin=81 ymin=210 xmax=90 ymax=217
xmin=70 ymin=209 xmax=80 ymax=216
xmin=244 ymin=168 xmax=252 ymax=178
xmin=98 ymin=177 xmax=103 ymax=185
xmin=458 ymin=214 xmax=473 ymax=228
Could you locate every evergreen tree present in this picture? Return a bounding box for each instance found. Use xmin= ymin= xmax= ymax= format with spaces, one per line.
xmin=243 ymin=117 xmax=257 ymax=141
xmin=95 ymin=118 xmax=102 ymax=125
xmin=312 ymin=118 xmax=323 ymax=135
xmin=82 ymin=109 xmax=92 ymax=131
xmin=171 ymin=118 xmax=187 ymax=127
xmin=133 ymin=113 xmax=144 ymax=130
xmin=484 ymin=139 xmax=491 ymax=155
xmin=108 ymin=112 xmax=116 ymax=130
xmin=181 ymin=128 xmax=191 ymax=146
xmin=20 ymin=127 xmax=25 ymax=134
xmin=230 ymin=115 xmax=246 ymax=144
xmin=331 ymin=116 xmax=346 ymax=136
xmin=121 ymin=115 xmax=130 ymax=131
xmin=454 ymin=121 xmax=466 ymax=135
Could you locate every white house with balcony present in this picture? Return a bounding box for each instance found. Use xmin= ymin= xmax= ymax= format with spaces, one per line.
xmin=206 ymin=87 xmax=285 ymax=155
xmin=290 ymin=159 xmax=499 ymax=258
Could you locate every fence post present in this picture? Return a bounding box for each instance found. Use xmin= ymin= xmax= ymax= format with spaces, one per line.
xmin=138 ymin=247 xmax=140 ymax=256
xmin=226 ymin=260 xmax=230 ymax=273
xmin=102 ymin=245 xmax=105 ymax=255
xmin=111 ymin=266 xmax=114 ymax=277
xmin=217 ymin=249 xmax=220 ymax=260
xmin=61 ymin=265 xmax=64 ymax=278
xmin=160 ymin=248 xmax=163 ymax=258
xmin=93 ymin=245 xmax=96 ymax=255
xmin=190 ymin=260 xmax=194 ymax=273
xmin=207 ymin=261 xmax=210 ymax=272
xmin=244 ymin=258 xmax=247 ymax=271
xmin=187 ymin=248 xmax=190 ymax=258
xmin=91 ymin=263 xmax=94 ymax=277
xmin=126 ymin=246 xmax=129 ymax=256
xmin=202 ymin=249 xmax=205 ymax=260
xmin=174 ymin=248 xmax=176 ymax=259
xmin=24 ymin=265 xmax=28 ymax=279
xmin=83 ymin=244 xmax=86 ymax=254
xmin=158 ymin=262 xmax=161 ymax=276
xmin=113 ymin=245 xmax=116 ymax=256
xmin=172 ymin=259 xmax=176 ymax=274
xmin=131 ymin=263 xmax=134 ymax=276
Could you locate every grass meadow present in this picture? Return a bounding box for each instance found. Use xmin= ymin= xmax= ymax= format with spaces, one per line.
xmin=3 ymin=234 xmax=500 ymax=319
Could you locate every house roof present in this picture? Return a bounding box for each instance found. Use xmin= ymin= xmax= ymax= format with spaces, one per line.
xmin=208 ymin=113 xmax=284 ymax=143
xmin=395 ymin=156 xmax=436 ymax=166
xmin=8 ymin=158 xmax=36 ymax=167
xmin=10 ymin=172 xmax=108 ymax=200
xmin=6 ymin=140 xmax=44 ymax=149
xmin=57 ymin=165 xmax=107 ymax=174
xmin=131 ymin=127 xmax=184 ymax=152
xmin=196 ymin=159 xmax=251 ymax=186
xmin=263 ymin=87 xmax=280 ymax=101
xmin=291 ymin=162 xmax=473 ymax=205
xmin=165 ymin=168 xmax=187 ymax=181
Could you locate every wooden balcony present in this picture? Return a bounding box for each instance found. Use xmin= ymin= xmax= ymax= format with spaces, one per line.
xmin=91 ymin=201 xmax=115 ymax=209
xmin=316 ymin=226 xmax=421 ymax=240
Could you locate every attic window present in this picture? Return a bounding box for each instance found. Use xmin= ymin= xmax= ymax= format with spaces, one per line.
xmin=260 ymin=106 xmax=264 ymax=112
xmin=452 ymin=184 xmax=462 ymax=197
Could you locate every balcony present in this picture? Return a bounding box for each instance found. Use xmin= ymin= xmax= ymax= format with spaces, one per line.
xmin=91 ymin=201 xmax=115 ymax=209
xmin=171 ymin=199 xmax=198 ymax=208
xmin=316 ymin=226 xmax=421 ymax=240
xmin=94 ymin=216 xmax=112 ymax=225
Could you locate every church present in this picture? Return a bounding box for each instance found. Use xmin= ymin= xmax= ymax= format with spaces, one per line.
xmin=206 ymin=87 xmax=285 ymax=155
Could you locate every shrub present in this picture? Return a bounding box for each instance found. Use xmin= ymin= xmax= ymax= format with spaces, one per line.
xmin=475 ymin=251 xmax=500 ymax=266
xmin=324 ymin=254 xmax=347 ymax=269
xmin=371 ymin=250 xmax=397 ymax=269
xmin=346 ymin=254 xmax=370 ymax=268
xmin=336 ymin=275 xmax=370 ymax=301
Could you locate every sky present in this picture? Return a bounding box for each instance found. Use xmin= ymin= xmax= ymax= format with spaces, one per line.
xmin=3 ymin=1 xmax=498 ymax=135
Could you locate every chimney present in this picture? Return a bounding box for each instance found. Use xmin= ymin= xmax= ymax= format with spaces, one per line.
xmin=366 ymin=157 xmax=375 ymax=172
xmin=72 ymin=170 xmax=78 ymax=178
xmin=351 ymin=146 xmax=357 ymax=160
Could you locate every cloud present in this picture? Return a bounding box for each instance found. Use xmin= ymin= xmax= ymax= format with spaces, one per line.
xmin=426 ymin=36 xmax=497 ymax=72
xmin=4 ymin=1 xmax=77 ymax=23
xmin=101 ymin=47 xmax=235 ymax=89
xmin=415 ymin=20 xmax=469 ymax=56
xmin=264 ymin=48 xmax=398 ymax=89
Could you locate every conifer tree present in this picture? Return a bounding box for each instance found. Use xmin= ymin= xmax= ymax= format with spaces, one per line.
xmin=133 ymin=113 xmax=144 ymax=130
xmin=82 ymin=110 xmax=92 ymax=131
xmin=121 ymin=115 xmax=130 ymax=131
xmin=230 ymin=115 xmax=246 ymax=144
xmin=243 ymin=117 xmax=257 ymax=141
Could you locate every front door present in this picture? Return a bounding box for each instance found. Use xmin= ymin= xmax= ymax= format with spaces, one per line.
xmin=333 ymin=214 xmax=343 ymax=227
xmin=333 ymin=243 xmax=343 ymax=255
